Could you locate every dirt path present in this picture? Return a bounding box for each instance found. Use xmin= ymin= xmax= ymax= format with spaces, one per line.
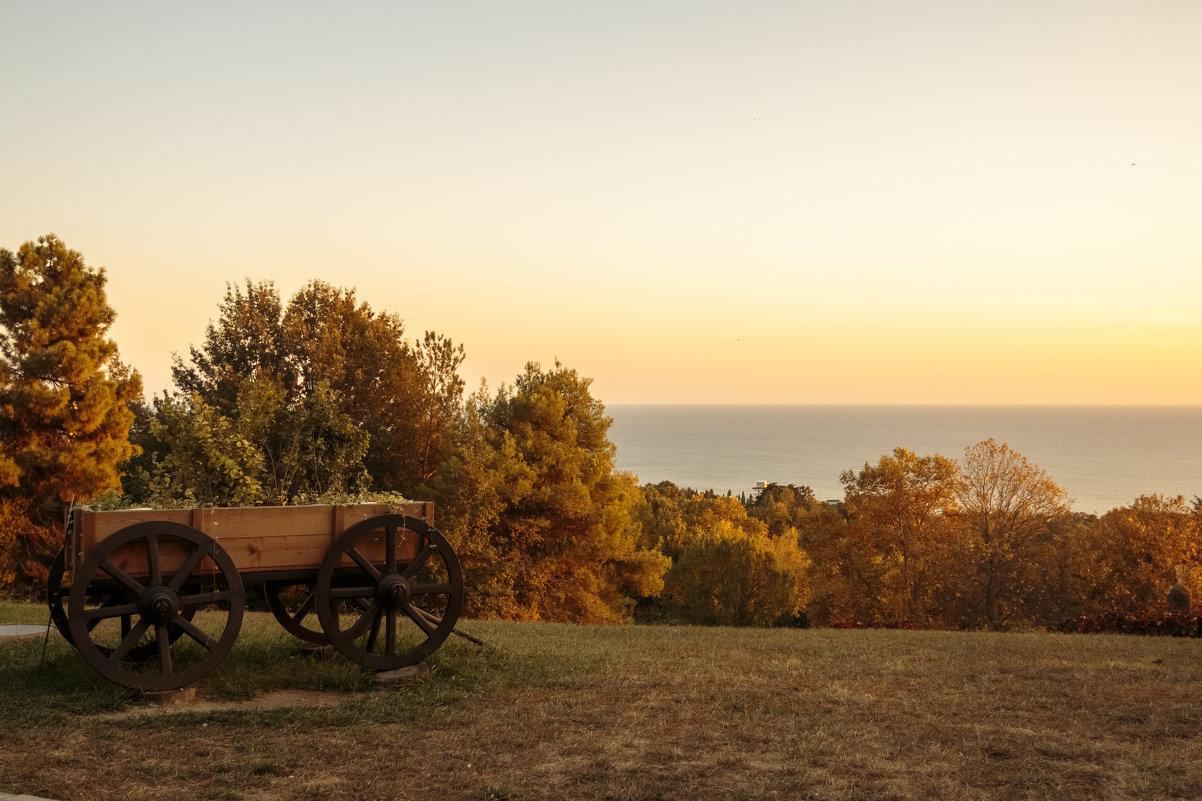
xmin=97 ymin=689 xmax=345 ymax=720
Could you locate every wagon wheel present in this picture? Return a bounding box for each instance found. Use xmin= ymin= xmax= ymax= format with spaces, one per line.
xmin=315 ymin=515 xmax=463 ymax=671
xmin=49 ymin=548 xmax=196 ymax=657
xmin=264 ymin=579 xmax=374 ymax=646
xmin=66 ymin=522 xmax=244 ymax=691
xmin=47 ymin=548 xmax=74 ymax=644
xmin=263 ymin=578 xmax=331 ymax=645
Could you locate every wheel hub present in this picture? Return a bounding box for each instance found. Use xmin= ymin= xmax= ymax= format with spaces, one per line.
xmin=138 ymin=586 xmax=181 ymax=625
xmin=376 ymin=574 xmax=411 ymax=610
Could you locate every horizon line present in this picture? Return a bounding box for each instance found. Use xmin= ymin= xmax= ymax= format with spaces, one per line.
xmin=604 ymin=402 xmax=1202 ymax=408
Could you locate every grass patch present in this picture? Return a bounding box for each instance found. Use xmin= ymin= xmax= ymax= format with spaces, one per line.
xmin=0 ymin=597 xmax=52 ymax=625
xmin=3 ymin=602 xmax=1202 ymax=800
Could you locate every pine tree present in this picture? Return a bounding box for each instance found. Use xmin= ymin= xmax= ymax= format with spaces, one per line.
xmin=0 ymin=234 xmax=142 ymax=585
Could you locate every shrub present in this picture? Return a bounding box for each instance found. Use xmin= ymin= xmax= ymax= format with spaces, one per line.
xmin=1060 ymin=611 xmax=1202 ymax=637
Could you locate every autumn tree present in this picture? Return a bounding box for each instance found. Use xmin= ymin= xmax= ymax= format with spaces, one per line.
xmin=0 ymin=235 xmax=141 ymax=585
xmin=438 ymin=362 xmax=669 ymax=622
xmin=634 ymin=480 xmax=765 ymax=562
xmin=0 ymin=359 xmax=16 ymax=491
xmin=142 ymin=380 xmax=370 ymax=507
xmin=631 ymin=481 xmax=691 ymax=556
xmin=430 ymin=397 xmax=518 ymax=616
xmin=952 ymin=439 xmax=1071 ymax=629
xmin=144 ymin=392 xmax=268 ymax=507
xmin=746 ymin=483 xmax=818 ymax=537
xmin=666 ymin=520 xmax=811 ymax=626
xmin=633 ymin=481 xmax=811 ymax=626
xmin=1074 ymin=494 xmax=1201 ymax=616
xmin=666 ymin=493 xmax=760 ymax=558
xmin=840 ymin=448 xmax=959 ymax=625
xmin=411 ymin=331 xmax=466 ymax=491
xmin=789 ymin=500 xmax=866 ymax=626
xmin=171 ymin=280 xmax=290 ymax=413
xmin=171 ymin=280 xmax=462 ymax=496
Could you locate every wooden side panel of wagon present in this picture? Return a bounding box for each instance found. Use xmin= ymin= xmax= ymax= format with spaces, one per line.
xmin=68 ymin=502 xmax=432 ymax=578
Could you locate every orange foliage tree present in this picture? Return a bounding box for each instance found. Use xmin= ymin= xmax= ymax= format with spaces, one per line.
xmin=0 ymin=235 xmax=141 ymax=588
xmin=840 ymin=448 xmax=959 ymax=625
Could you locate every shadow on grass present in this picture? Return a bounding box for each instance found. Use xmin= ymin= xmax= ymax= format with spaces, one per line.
xmin=0 ymin=608 xmax=536 ymax=730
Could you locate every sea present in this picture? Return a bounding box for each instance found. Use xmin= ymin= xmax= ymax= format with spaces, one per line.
xmin=607 ymin=405 xmax=1202 ymax=516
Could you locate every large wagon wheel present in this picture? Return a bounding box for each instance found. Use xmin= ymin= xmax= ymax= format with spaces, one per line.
xmin=315 ymin=515 xmax=463 ymax=671
xmin=66 ymin=522 xmax=244 ymax=691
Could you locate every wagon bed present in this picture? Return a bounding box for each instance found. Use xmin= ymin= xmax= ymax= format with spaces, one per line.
xmin=49 ymin=502 xmax=464 ymax=691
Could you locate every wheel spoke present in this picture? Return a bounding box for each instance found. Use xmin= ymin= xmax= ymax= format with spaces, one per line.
xmin=145 ymin=535 xmax=162 ymax=585
xmin=347 ymin=547 xmax=382 ymax=581
xmin=403 ymin=603 xmax=438 ymax=636
xmin=108 ymin=618 xmax=151 ymax=663
xmin=385 ymin=525 xmax=397 ymax=574
xmin=167 ymin=547 xmax=210 ymax=592
xmin=99 ymin=560 xmax=145 ymax=595
xmin=401 ymin=543 xmax=436 ymax=579
xmin=81 ymin=601 xmax=140 ymax=621
xmin=291 ymin=591 xmax=316 ymax=624
xmin=345 ymin=603 xmax=381 ymax=640
xmin=157 ymin=624 xmax=173 ymax=675
xmin=384 ymin=610 xmax=397 ymax=655
xmin=366 ymin=608 xmax=383 ymax=653
xmin=174 ymin=616 xmax=217 ymax=651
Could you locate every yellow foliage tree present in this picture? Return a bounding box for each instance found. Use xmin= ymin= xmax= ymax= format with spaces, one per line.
xmin=1074 ymin=494 xmax=1200 ymax=616
xmin=665 ymin=520 xmax=811 ymax=626
xmin=952 ymin=439 xmax=1071 ymax=629
xmin=438 ymin=363 xmax=669 ymax=622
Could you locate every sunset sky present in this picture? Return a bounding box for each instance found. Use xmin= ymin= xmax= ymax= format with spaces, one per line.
xmin=2 ymin=1 xmax=1199 ymax=405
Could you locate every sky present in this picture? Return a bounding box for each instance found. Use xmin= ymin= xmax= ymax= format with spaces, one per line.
xmin=2 ymin=1 xmax=1200 ymax=405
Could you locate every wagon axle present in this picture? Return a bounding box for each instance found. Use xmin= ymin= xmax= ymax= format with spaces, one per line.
xmin=377 ymin=574 xmax=412 ymax=609
xmin=139 ymin=587 xmax=181 ymax=626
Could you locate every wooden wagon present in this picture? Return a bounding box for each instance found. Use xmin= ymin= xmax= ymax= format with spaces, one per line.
xmin=46 ymin=503 xmax=464 ymax=691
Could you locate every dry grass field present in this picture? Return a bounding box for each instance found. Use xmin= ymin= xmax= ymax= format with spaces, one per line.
xmin=2 ymin=600 xmax=1201 ymax=801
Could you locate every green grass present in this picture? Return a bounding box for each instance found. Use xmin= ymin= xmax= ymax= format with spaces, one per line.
xmin=0 ymin=597 xmax=50 ymax=625
xmin=3 ymin=600 xmax=1202 ymax=800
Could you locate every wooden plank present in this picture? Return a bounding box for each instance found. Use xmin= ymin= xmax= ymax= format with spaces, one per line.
xmin=79 ymin=509 xmax=192 ymax=556
xmin=103 ymin=537 xmax=213 ymax=578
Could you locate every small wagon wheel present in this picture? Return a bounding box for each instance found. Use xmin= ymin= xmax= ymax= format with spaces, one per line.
xmin=263 ymin=578 xmax=331 ymax=645
xmin=49 ymin=548 xmax=196 ymax=657
xmin=315 ymin=515 xmax=463 ymax=671
xmin=66 ymin=521 xmax=244 ymax=691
